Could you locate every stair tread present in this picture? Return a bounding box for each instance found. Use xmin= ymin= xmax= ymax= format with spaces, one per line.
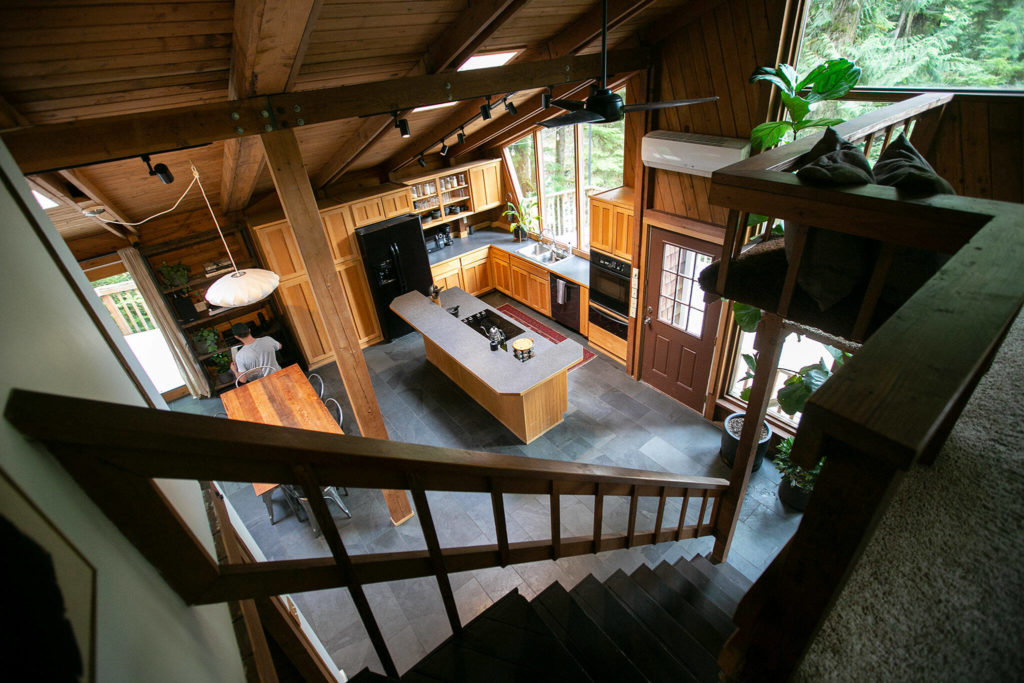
xmin=690 ymin=555 xmax=748 ymax=606
xmin=533 ymin=582 xmax=647 ymax=683
xmin=605 ymin=570 xmax=721 ymax=682
xmin=630 ymin=564 xmax=727 ymax=654
xmin=570 ymin=574 xmax=698 ymax=683
xmin=410 ymin=643 xmax=556 ymax=682
xmin=653 ymin=562 xmax=735 ymax=639
xmin=672 ymin=557 xmax=740 ymax=616
xmin=347 ymin=668 xmax=393 ymax=682
xmin=702 ymin=553 xmax=755 ymax=591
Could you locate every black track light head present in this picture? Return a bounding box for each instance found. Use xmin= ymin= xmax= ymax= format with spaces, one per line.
xmin=505 ymin=98 xmax=517 ymax=116
xmin=141 ymin=154 xmax=174 ymax=184
xmin=397 ymin=118 xmax=410 ymax=138
xmin=440 ymin=142 xmax=450 ymax=156
xmin=418 ymin=156 xmax=427 ymax=168
xmin=457 ymin=128 xmax=466 ymax=145
xmin=480 ymin=99 xmax=492 ymax=121
xmin=542 ymin=89 xmax=552 ymax=109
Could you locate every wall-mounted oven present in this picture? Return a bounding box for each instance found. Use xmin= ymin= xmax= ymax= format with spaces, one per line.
xmin=589 ymin=303 xmax=628 ymax=341
xmin=589 ymin=251 xmax=631 ymax=318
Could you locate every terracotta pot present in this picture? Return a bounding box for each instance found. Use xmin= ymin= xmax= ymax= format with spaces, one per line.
xmin=719 ymin=412 xmax=771 ymax=472
xmin=778 ymin=478 xmax=812 ymax=511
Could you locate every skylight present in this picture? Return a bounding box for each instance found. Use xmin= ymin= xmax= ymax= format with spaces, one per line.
xmin=33 ymin=190 xmax=58 ymax=210
xmin=458 ymin=51 xmax=518 ymax=71
xmin=412 ymin=102 xmax=458 ymax=113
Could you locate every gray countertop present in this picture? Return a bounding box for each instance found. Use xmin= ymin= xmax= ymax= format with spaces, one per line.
xmin=428 ymin=229 xmax=590 ymax=287
xmin=390 ymin=287 xmax=584 ymax=395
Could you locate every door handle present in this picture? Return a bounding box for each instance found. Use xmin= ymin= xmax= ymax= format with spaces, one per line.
xmin=643 ymin=316 xmax=652 ymax=326
xmin=643 ymin=305 xmax=652 ymax=326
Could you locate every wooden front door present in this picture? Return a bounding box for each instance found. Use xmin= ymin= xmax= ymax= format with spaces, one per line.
xmin=640 ymin=227 xmax=722 ymax=413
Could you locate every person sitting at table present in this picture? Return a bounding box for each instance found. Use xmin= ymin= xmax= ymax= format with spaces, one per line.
xmin=230 ymin=322 xmax=282 ymax=383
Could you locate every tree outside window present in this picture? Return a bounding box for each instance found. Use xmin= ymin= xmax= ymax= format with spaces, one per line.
xmin=540 ymin=127 xmax=577 ymax=247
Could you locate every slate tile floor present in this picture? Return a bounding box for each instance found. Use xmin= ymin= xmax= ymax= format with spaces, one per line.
xmin=172 ymin=292 xmax=801 ymax=676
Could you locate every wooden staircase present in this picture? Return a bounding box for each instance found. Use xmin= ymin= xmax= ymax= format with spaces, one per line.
xmin=349 ymin=553 xmax=752 ymax=682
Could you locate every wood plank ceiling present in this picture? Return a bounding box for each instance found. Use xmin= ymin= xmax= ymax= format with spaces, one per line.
xmin=0 ymin=0 xmax=690 ymax=252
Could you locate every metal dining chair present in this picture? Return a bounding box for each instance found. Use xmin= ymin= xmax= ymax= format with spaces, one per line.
xmin=282 ymin=484 xmax=352 ymax=537
xmin=234 ymin=365 xmax=276 ymax=387
xmin=307 ymin=372 xmax=325 ymax=398
xmin=324 ymin=397 xmax=344 ymax=427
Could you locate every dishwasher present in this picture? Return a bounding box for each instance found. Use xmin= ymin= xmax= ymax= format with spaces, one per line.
xmin=549 ymin=274 xmax=581 ymax=333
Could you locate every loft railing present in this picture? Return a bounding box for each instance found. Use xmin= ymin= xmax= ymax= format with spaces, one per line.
xmin=94 ymin=280 xmax=156 ymax=335
xmin=706 ymin=93 xmax=1024 ymax=679
xmin=4 ymin=390 xmax=728 ymax=679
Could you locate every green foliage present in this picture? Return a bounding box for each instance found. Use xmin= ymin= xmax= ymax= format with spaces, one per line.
xmin=192 ymin=328 xmax=219 ymax=354
xmin=90 ymin=272 xmax=132 ymax=288
xmin=799 ymin=0 xmax=1024 ymax=89
xmin=159 ymin=261 xmax=191 ymax=293
xmin=773 ymin=437 xmax=825 ymax=491
xmin=738 ymin=353 xmax=757 ymax=401
xmin=749 ymin=58 xmax=862 ymax=151
xmin=732 ymin=302 xmax=763 ymax=333
xmin=211 ymin=352 xmax=232 ymax=374
xmin=502 ymin=195 xmax=540 ymax=235
xmin=777 ymin=346 xmax=850 ymax=415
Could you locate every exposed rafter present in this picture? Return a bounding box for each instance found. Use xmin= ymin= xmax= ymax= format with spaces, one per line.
xmin=4 ymin=50 xmax=651 ymax=174
xmin=29 ymin=174 xmax=130 ymax=240
xmin=385 ymin=0 xmax=658 ymax=172
xmin=58 ymin=168 xmax=137 ymax=233
xmin=221 ymin=0 xmax=323 ymax=213
xmin=312 ymin=0 xmax=528 ymax=188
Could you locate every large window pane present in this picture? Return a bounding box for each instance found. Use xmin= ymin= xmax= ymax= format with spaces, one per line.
xmin=799 ymin=0 xmax=1024 ymax=89
xmin=506 ymin=135 xmax=537 ymax=203
xmin=539 ymin=127 xmax=577 ymax=248
xmin=579 ymin=89 xmax=626 ymax=249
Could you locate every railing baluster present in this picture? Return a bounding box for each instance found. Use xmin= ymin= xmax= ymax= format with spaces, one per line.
xmin=593 ymin=483 xmax=604 ymax=553
xmin=717 ymin=210 xmax=740 ymax=294
xmin=696 ymin=490 xmax=710 ymax=536
xmin=851 ymin=243 xmax=897 ymax=341
xmin=550 ymin=480 xmax=561 ymax=560
xmin=880 ymin=123 xmax=896 ymax=151
xmin=409 ymin=478 xmax=462 ymax=636
xmin=778 ymin=222 xmax=809 ymax=318
xmin=676 ymin=488 xmax=690 ymax=541
xmin=862 ymin=131 xmax=877 ymax=158
xmin=653 ymin=486 xmax=667 ymax=540
xmin=294 ymin=464 xmax=398 ymax=678
xmin=490 ymin=480 xmax=509 ymax=567
xmin=626 ymin=485 xmax=638 ymax=548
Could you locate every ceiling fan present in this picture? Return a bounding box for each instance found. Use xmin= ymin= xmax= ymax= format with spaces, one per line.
xmin=539 ymin=0 xmax=719 ymax=128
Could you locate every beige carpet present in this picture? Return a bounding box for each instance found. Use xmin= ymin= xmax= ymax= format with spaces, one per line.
xmin=795 ymin=310 xmax=1024 ymax=681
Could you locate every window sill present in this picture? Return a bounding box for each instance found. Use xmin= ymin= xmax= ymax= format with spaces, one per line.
xmin=714 ymin=394 xmax=797 ymax=441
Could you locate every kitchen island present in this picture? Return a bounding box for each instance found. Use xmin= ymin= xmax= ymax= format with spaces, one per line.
xmin=391 ymin=287 xmax=584 ymax=443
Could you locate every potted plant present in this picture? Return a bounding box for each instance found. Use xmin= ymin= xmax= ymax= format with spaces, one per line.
xmin=772 ymin=436 xmax=823 ymax=511
xmin=502 ymin=195 xmax=539 ymax=242
xmin=191 ymin=327 xmax=219 ymax=354
xmin=211 ymin=352 xmax=234 ymax=386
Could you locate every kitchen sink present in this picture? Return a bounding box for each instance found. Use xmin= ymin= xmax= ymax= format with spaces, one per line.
xmin=517 ymin=242 xmax=569 ymax=264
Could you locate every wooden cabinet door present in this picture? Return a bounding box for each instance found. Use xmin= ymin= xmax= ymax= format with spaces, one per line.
xmin=528 ymin=273 xmax=551 ymax=317
xmin=491 ymin=254 xmax=511 ymax=294
xmin=579 ymin=285 xmax=590 ymax=337
xmin=462 ymin=259 xmax=490 ymax=295
xmin=275 ymin=278 xmax=331 ymax=365
xmin=590 ymin=199 xmax=614 ymax=254
xmin=350 ymin=198 xmax=386 ymax=227
xmin=612 ymin=206 xmax=634 ymax=261
xmin=253 ymin=221 xmax=306 ymax=281
xmin=382 ymin=189 xmax=413 ymax=218
xmin=322 ymin=206 xmax=357 ymax=263
xmin=469 ymin=162 xmax=502 ymax=212
xmin=510 ymin=264 xmax=530 ymax=302
xmin=337 ymin=260 xmax=382 ymax=345
xmin=431 ymin=262 xmax=463 ymax=291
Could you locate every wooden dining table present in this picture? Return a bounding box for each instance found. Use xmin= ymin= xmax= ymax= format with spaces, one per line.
xmin=220 ymin=364 xmax=414 ymax=525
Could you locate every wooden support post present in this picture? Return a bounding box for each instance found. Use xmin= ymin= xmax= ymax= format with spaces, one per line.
xmin=260 ymin=128 xmax=413 ymax=526
xmin=712 ymin=314 xmax=786 ymax=562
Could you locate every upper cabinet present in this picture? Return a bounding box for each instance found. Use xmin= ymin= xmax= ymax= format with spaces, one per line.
xmin=349 ymin=197 xmax=386 ymax=227
xmin=469 ymin=160 xmax=502 ymax=212
xmin=322 ymin=206 xmax=357 ymax=263
xmin=589 ymin=186 xmax=635 ymax=261
xmin=402 ymin=159 xmax=504 ymax=230
xmin=381 ymin=188 xmax=413 ymax=218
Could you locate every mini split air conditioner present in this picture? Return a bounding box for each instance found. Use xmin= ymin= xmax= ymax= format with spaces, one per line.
xmin=641 ymin=131 xmax=751 ymax=177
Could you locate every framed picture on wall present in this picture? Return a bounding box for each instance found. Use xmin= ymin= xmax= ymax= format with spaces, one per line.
xmin=0 ymin=469 xmax=96 ymax=682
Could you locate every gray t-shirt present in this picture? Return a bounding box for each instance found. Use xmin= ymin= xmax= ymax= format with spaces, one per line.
xmin=235 ymin=336 xmax=282 ymax=376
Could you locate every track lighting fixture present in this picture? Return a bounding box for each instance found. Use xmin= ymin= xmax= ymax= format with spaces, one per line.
xmin=480 ymin=98 xmax=492 ymax=121
xmin=418 ymin=155 xmax=427 ymax=168
xmin=542 ymin=88 xmax=552 ymax=109
xmin=393 ymin=112 xmax=410 ymax=138
xmin=440 ymin=141 xmax=450 ymax=156
xmin=504 ymin=98 xmax=517 ymax=116
xmin=457 ymin=127 xmax=466 ymax=145
xmin=141 ymin=154 xmax=174 ymax=184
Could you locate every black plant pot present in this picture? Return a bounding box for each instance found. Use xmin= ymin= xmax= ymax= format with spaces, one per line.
xmin=719 ymin=412 xmax=771 ymax=472
xmin=778 ymin=478 xmax=812 ymax=511
xmin=170 ymin=294 xmax=198 ymax=322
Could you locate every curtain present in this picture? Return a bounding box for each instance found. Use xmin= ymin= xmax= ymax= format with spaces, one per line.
xmin=118 ymin=247 xmax=211 ymax=398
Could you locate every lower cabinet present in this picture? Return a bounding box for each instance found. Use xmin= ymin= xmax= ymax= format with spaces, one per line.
xmin=509 ymin=255 xmax=551 ymax=317
xmin=460 ymin=253 xmax=491 ymax=296
xmin=337 ymin=260 xmax=382 ymax=346
xmin=431 ymin=260 xmax=464 ymax=292
xmin=276 ymin=278 xmax=333 ymax=367
xmin=490 ymin=248 xmax=511 ymax=295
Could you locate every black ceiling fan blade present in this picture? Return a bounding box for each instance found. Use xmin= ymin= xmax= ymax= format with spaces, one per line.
xmin=538 ymin=109 xmax=606 ymax=128
xmin=622 ymin=96 xmax=720 ymax=112
xmin=550 ymin=98 xmax=587 ymax=112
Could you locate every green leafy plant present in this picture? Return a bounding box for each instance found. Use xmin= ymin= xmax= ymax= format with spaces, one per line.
xmin=748 ymin=58 xmax=862 ymax=152
xmin=773 ymin=436 xmax=824 ymax=491
xmin=737 ymin=344 xmax=850 ymax=411
xmin=502 ymin=195 xmax=540 ymax=235
xmin=211 ymin=352 xmax=232 ymax=375
xmin=732 ymin=302 xmax=763 ymax=334
xmin=192 ymin=328 xmax=219 ymax=354
xmin=159 ymin=261 xmax=191 ymax=293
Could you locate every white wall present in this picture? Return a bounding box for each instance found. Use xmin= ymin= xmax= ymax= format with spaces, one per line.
xmin=0 ymin=141 xmax=245 ymax=682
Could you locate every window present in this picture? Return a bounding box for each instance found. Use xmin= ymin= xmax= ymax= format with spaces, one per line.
xmin=658 ymin=245 xmax=713 ymax=337
xmin=502 ymin=88 xmax=627 ymax=252
xmin=799 ymin=0 xmax=1024 ymax=89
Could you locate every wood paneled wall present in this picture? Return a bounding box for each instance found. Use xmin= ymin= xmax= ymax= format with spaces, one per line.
xmin=649 ymin=0 xmax=789 ymax=225
xmin=928 ymin=96 xmax=1024 ymax=204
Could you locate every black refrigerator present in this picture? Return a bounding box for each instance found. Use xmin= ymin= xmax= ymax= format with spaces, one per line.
xmin=355 ymin=214 xmax=433 ymax=341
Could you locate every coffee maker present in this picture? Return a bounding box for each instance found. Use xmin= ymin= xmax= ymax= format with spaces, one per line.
xmin=425 ymin=224 xmax=453 ymax=253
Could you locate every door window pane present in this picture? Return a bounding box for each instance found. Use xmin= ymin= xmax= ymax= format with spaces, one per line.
xmin=540 ymin=127 xmax=577 ymax=248
xmin=656 ymin=242 xmax=707 ymax=338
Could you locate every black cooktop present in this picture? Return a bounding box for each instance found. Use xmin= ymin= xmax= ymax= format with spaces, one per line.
xmin=461 ymin=309 xmax=524 ymax=340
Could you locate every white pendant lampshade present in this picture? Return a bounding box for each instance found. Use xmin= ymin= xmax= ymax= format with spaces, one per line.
xmin=205 ymin=268 xmax=280 ymax=308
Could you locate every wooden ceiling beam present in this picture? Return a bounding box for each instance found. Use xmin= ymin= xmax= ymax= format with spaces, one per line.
xmin=3 ymin=49 xmax=651 ymax=175
xmin=29 ymin=174 xmax=130 ymax=240
xmin=312 ymin=0 xmax=528 ymax=189
xmin=384 ymin=0 xmax=658 ymax=172
xmin=221 ymin=0 xmax=323 ymax=213
xmin=58 ymin=168 xmax=137 ymax=233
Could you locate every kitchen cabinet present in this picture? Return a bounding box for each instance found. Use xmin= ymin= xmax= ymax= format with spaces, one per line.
xmin=381 ymin=188 xmax=413 ymax=218
xmin=337 ymin=259 xmax=382 ymax=345
xmin=349 ymin=197 xmax=386 ymax=227
xmin=469 ymin=160 xmax=502 ymax=212
xmin=509 ymin=255 xmax=551 ymax=317
xmin=490 ymin=247 xmax=511 ymax=295
xmin=579 ymin=285 xmax=590 ymax=337
xmin=409 ymin=171 xmax=470 ymax=230
xmin=322 ymin=206 xmax=357 ymax=263
xmin=276 ymin=278 xmax=332 ymax=367
xmin=589 ymin=186 xmax=635 ymax=260
xmin=460 ymin=252 xmax=491 ymax=296
xmin=430 ymin=260 xmax=463 ymax=292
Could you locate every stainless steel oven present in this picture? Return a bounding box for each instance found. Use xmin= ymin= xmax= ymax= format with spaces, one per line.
xmin=589 ymin=251 xmax=631 ymax=317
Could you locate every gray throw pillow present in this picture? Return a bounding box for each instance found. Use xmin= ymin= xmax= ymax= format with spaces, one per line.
xmin=787 ymin=128 xmax=874 ymax=311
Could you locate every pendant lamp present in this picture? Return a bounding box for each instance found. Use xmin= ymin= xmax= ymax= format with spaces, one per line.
xmin=192 ymin=163 xmax=280 ymax=308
